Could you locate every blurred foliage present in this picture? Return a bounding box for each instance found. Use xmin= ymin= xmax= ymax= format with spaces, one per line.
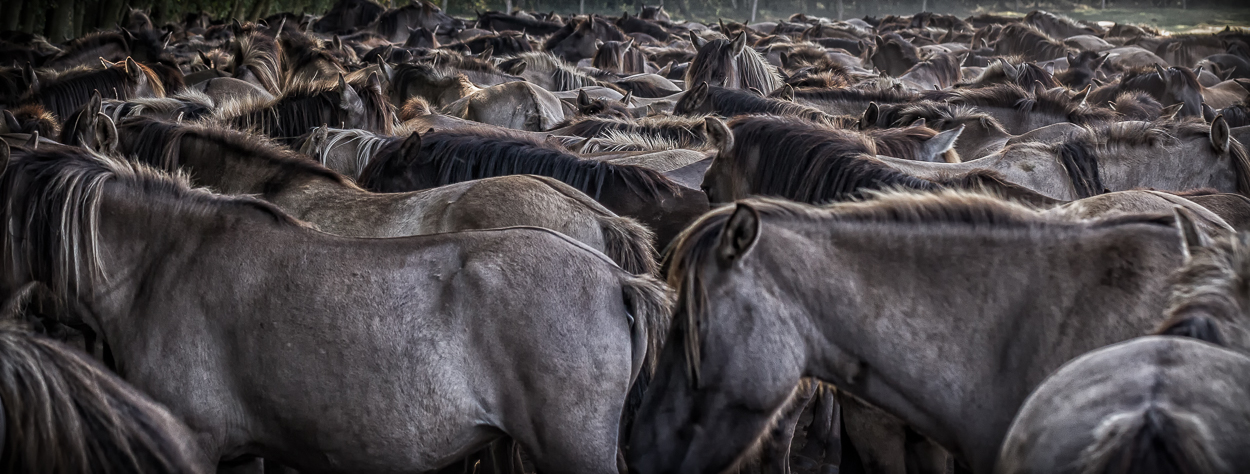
xmin=2 ymin=0 xmax=1247 ymax=42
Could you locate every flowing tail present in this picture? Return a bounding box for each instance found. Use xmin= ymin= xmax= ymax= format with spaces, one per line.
xmin=599 ymin=214 xmax=659 ymax=276
xmin=619 ymin=274 xmax=673 ymax=447
xmin=1077 ymin=404 xmax=1228 ymax=474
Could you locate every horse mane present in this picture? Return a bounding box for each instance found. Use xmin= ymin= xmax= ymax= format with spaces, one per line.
xmin=1104 ymin=119 xmax=1250 ymax=196
xmin=664 ymin=189 xmax=1171 ymax=385
xmin=579 ymin=129 xmax=692 ymax=153
xmin=556 ymin=114 xmax=710 ymax=148
xmin=1 ymin=145 xmax=300 ymax=302
xmin=118 ymin=116 xmax=354 ymax=188
xmin=279 ymin=31 xmax=346 ymax=86
xmin=29 ymin=63 xmax=164 ymax=121
xmin=218 ymin=77 xmax=394 ymax=139
xmin=230 ymin=31 xmax=282 ymax=94
xmin=1154 ymin=231 xmax=1247 ymax=346
xmin=425 ymin=49 xmax=505 ymax=74
xmin=1111 ymin=91 xmax=1163 ymax=121
xmin=690 ymin=85 xmax=839 ymax=123
xmin=44 ymin=32 xmax=128 ymax=65
xmin=359 ymin=127 xmax=679 ymax=200
xmin=9 ymin=103 xmax=60 ymax=137
xmin=297 ymin=127 xmax=397 ymax=180
xmin=726 ymin=115 xmax=939 ymax=202
xmin=875 ymin=102 xmax=1010 ymax=136
xmin=1053 ymin=132 xmax=1106 ymax=199
xmin=792 ymin=86 xmax=920 ymax=104
xmin=936 ymin=83 xmax=1115 ymax=126
xmin=994 ymin=23 xmax=1073 ymax=61
xmin=502 ymin=52 xmax=621 ymax=92
xmin=0 ymin=320 xmax=205 ymax=474
xmin=864 ymin=125 xmax=959 ymax=162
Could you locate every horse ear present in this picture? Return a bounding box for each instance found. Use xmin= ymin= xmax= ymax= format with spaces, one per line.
xmin=748 ymin=86 xmax=763 ymax=96
xmin=503 ymin=58 xmax=527 ymax=75
xmin=689 ymin=31 xmax=707 ymax=49
xmin=1154 ymin=63 xmax=1171 ymax=88
xmin=624 ymin=38 xmax=635 ymax=51
xmin=0 ymin=140 xmax=8 ymax=176
xmin=921 ymin=124 xmax=963 ymax=163
xmin=730 ymin=32 xmax=748 ymax=56
xmin=861 ymin=102 xmax=879 ymax=129
xmin=332 ymin=35 xmax=343 ymax=51
xmin=657 ymin=60 xmax=672 ymax=76
xmin=198 ymin=50 xmax=214 ymax=69
xmin=366 ymin=71 xmax=383 ymax=95
xmin=479 ymin=45 xmax=493 ymax=61
xmin=1211 ymin=114 xmax=1231 ymax=154
xmin=1000 ymin=59 xmax=1019 ymax=81
xmin=1072 ymin=84 xmax=1092 ymax=108
xmin=121 ymin=27 xmax=136 ymax=42
xmin=22 ymin=62 xmax=37 ymax=91
xmin=94 ymin=113 xmax=118 ymax=153
xmin=685 ymin=81 xmax=710 ymax=109
xmin=231 ymin=18 xmax=244 ymax=36
xmin=1203 ymin=103 xmax=1217 ymax=124
xmin=704 ymin=116 xmax=734 ymax=154
xmin=397 ymin=131 xmax=424 ymax=166
xmin=576 ymin=89 xmax=593 ymax=109
xmin=124 ymin=57 xmax=143 ymax=79
xmin=337 ymin=74 xmax=362 ymax=112
xmin=717 ymin=202 xmax=761 ymax=266
xmin=1043 ymin=62 xmax=1055 ymax=75
xmin=25 ymin=131 xmax=38 ymax=150
xmin=161 ymin=31 xmax=172 ymax=50
xmin=2 ymin=109 xmax=18 ymax=133
xmin=620 ymin=90 xmax=633 ymax=105
xmin=1066 ymin=52 xmax=1076 ymax=65
xmin=1162 ymin=103 xmax=1184 ymax=120
xmin=87 ymin=89 xmax=103 ymax=115
xmin=1094 ymin=53 xmax=1109 ymax=71
xmin=909 ymin=118 xmax=926 ymax=128
xmin=1174 ymin=207 xmax=1211 ymax=261
xmin=776 ymin=84 xmax=794 ymax=102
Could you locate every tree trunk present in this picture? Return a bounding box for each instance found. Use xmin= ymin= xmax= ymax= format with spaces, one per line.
xmin=20 ymin=0 xmax=41 ymax=34
xmin=1 ymin=0 xmax=24 ymax=32
xmin=506 ymin=0 xmax=513 ymax=13
xmin=99 ymin=0 xmax=124 ymax=30
xmin=249 ymin=0 xmax=271 ymax=20
xmin=579 ymin=0 xmax=584 ymax=15
xmin=230 ymin=0 xmax=246 ymax=22
xmin=750 ymin=0 xmax=757 ymax=22
xmin=836 ymin=0 xmax=843 ymax=20
xmin=47 ymin=0 xmax=77 ymax=43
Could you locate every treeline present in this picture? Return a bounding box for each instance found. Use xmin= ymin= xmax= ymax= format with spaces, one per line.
xmin=2 ymin=0 xmax=1246 ymax=43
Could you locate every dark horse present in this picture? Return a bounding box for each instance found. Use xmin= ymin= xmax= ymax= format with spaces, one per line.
xmin=357 ymin=127 xmax=708 ymax=248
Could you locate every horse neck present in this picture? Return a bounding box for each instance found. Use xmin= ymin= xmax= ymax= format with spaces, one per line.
xmin=76 ymin=183 xmax=280 ymax=341
xmin=761 ymin=218 xmax=1180 ymax=467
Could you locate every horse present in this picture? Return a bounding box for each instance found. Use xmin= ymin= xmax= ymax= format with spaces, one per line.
xmin=1054 ymin=51 xmax=1109 ymax=90
xmin=996 ymin=336 xmax=1250 ymax=473
xmin=0 ymin=319 xmax=207 ymax=474
xmin=1023 ymin=10 xmax=1100 ymax=39
xmin=57 ymin=90 xmax=118 ymax=154
xmin=932 ymin=83 xmax=1115 ymax=135
xmin=496 ymin=52 xmax=627 ymax=94
xmin=355 ymin=127 xmax=708 ymax=248
xmin=956 ymin=58 xmax=1060 ymax=90
xmin=312 ymin=0 xmax=386 ymax=34
xmin=545 ymin=17 xmax=626 ymax=63
xmin=861 ymin=102 xmax=1013 ymax=160
xmin=215 ymin=74 xmax=394 ymax=142
xmin=118 ymin=117 xmax=657 ymax=276
xmin=593 ymin=40 xmax=648 ymax=75
xmin=1090 ymin=65 xmax=1208 ymax=118
xmin=630 ymin=191 xmax=1190 ymax=474
xmin=23 ymin=58 xmax=165 ymax=122
xmin=225 ymin=30 xmax=282 ymax=95
xmin=0 ymin=142 xmax=670 ymax=474
xmin=870 ymin=33 xmax=922 ymax=77
xmin=40 ymin=29 xmax=173 ymax=71
xmin=673 ymin=82 xmax=844 ymax=125
xmin=685 ymin=33 xmax=782 ymax=94
xmin=877 ymin=117 xmax=1250 ymax=200
xmin=700 ymin=115 xmax=942 ymax=204
xmin=442 ymin=80 xmax=565 ymax=131
xmin=992 ymin=24 xmax=1074 ymax=63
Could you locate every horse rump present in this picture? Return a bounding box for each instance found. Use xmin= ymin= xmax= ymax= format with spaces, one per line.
xmin=1076 ymin=405 xmax=1228 ymax=474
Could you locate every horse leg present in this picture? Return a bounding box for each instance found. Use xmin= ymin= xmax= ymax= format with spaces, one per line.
xmin=904 ymin=427 xmax=949 ymax=474
xmin=759 ymin=381 xmax=817 ymax=474
xmin=796 ymin=383 xmax=841 ymax=474
xmin=839 ymin=393 xmax=908 ymax=474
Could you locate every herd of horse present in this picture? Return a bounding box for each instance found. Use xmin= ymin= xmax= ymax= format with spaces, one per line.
xmin=1 ymin=0 xmax=1250 ymax=472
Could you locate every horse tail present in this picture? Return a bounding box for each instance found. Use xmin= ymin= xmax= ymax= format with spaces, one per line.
xmin=1077 ymin=404 xmax=1228 ymax=474
xmin=600 ymin=214 xmax=658 ymax=276
xmin=526 ymin=174 xmax=658 ymax=275
xmin=618 ymin=274 xmax=673 ymax=446
xmin=0 ymin=321 xmax=204 ymax=473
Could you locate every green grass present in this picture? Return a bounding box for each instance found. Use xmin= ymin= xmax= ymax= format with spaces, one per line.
xmin=1058 ymin=5 xmax=1250 ymax=34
